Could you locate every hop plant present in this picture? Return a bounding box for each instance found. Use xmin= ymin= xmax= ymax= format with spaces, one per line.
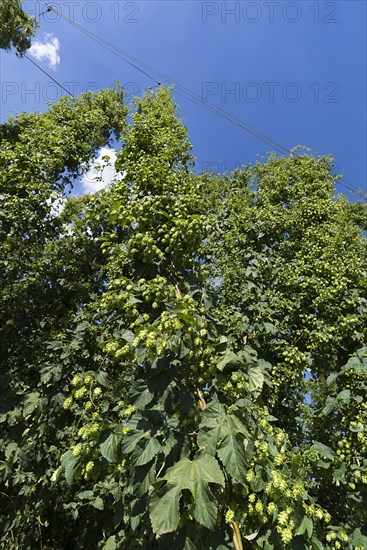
xmin=292 ymin=481 xmax=304 ymax=500
xmin=275 ymin=432 xmax=286 ymax=446
xmin=274 ymin=454 xmax=284 ymax=466
xmin=269 ymin=470 xmax=288 ymax=493
xmin=71 ymin=375 xmax=81 ymax=387
xmin=84 ymin=375 xmax=93 ymax=385
xmin=277 ymin=509 xmax=290 ymax=527
xmin=255 ymin=500 xmax=263 ymax=514
xmin=74 ymin=387 xmax=87 ymax=400
xmin=225 ymin=509 xmax=235 ymax=524
xmin=340 ymin=531 xmax=348 ymax=543
xmin=124 ymin=406 xmax=136 ymax=418
xmin=85 ymin=461 xmax=94 ymax=473
xmin=105 ymin=341 xmax=119 ymax=354
xmin=115 ymin=344 xmax=130 ymax=359
xmin=5 ymin=86 xmax=365 ymax=549
xmin=63 ymin=397 xmax=73 ymax=409
xmin=72 ymin=444 xmax=82 ymax=457
xmin=246 ymin=469 xmax=255 ymax=483
xmin=279 ymin=527 xmax=293 ymax=545
xmin=84 ymin=460 xmax=96 ymax=479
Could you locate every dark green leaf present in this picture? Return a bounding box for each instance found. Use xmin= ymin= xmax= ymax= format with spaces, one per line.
xmin=100 ymin=433 xmax=120 ymax=463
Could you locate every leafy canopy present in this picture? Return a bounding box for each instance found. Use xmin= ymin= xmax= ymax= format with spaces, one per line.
xmin=0 ymin=0 xmax=37 ymax=56
xmin=0 ymin=85 xmax=367 ymax=549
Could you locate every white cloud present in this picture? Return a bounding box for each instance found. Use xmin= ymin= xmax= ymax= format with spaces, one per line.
xmin=81 ymin=147 xmax=124 ymax=194
xmin=28 ymin=34 xmax=60 ymax=70
xmin=46 ymin=193 xmax=66 ymax=217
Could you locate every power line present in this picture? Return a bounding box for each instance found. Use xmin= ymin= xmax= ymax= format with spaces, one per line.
xmin=38 ymin=1 xmax=290 ymax=155
xmin=36 ymin=1 xmax=366 ymax=197
xmin=24 ymin=54 xmax=74 ymax=98
xmin=338 ymin=178 xmax=363 ymax=195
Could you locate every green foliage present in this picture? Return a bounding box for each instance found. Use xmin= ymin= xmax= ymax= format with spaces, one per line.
xmin=0 ymin=0 xmax=37 ymax=55
xmin=0 ymin=86 xmax=366 ymax=549
xmin=150 ymin=455 xmax=225 ymax=534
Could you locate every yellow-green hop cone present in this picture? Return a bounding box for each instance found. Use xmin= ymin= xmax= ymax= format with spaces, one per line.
xmin=85 ymin=461 xmax=94 ymax=473
xmin=74 ymin=387 xmax=87 ymax=400
xmin=280 ymin=528 xmax=293 ymax=545
xmin=93 ymin=387 xmax=102 ymax=398
xmin=71 ymin=375 xmax=81 ymax=387
xmin=72 ymin=444 xmax=82 ymax=457
xmin=225 ymin=509 xmax=235 ymax=524
xmin=63 ymin=397 xmax=73 ymax=409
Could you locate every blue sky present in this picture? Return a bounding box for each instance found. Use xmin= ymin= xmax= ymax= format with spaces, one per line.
xmin=0 ymin=0 xmax=366 ymax=197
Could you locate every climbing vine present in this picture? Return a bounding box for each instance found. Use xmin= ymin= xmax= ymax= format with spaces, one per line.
xmin=0 ymin=87 xmax=366 ymax=549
